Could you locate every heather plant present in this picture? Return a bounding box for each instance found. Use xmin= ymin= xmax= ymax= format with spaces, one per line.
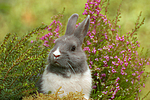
xmin=0 ymin=25 xmax=49 ymax=99
xmin=1 ymin=0 xmax=150 ymax=100
xmin=35 ymin=0 xmax=150 ymax=99
xmin=82 ymin=0 xmax=150 ymax=99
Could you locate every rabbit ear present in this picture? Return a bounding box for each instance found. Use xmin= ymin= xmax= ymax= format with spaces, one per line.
xmin=65 ymin=14 xmax=79 ymax=36
xmin=74 ymin=15 xmax=90 ymax=44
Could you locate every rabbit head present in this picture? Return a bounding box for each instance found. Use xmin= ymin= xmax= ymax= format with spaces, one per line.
xmin=47 ymin=14 xmax=90 ymax=77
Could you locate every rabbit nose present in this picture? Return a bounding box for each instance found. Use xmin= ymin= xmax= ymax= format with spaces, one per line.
xmin=53 ymin=48 xmax=61 ymax=58
xmin=53 ymin=53 xmax=60 ymax=58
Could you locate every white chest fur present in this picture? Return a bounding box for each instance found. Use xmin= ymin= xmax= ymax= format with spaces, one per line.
xmin=41 ymin=66 xmax=92 ymax=99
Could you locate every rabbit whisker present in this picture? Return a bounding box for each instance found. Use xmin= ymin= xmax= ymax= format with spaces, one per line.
xmin=67 ymin=62 xmax=76 ymax=74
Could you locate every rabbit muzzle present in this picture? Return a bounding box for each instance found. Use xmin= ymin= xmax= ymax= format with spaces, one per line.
xmin=49 ymin=49 xmax=69 ymax=68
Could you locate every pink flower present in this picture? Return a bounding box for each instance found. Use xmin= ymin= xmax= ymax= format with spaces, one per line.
xmin=48 ymin=28 xmax=52 ymax=31
xmin=132 ymin=73 xmax=136 ymax=76
xmin=89 ymin=65 xmax=92 ymax=69
xmin=112 ymin=68 xmax=116 ymax=73
xmin=103 ymin=18 xmax=107 ymax=22
xmin=83 ymin=10 xmax=88 ymax=15
xmin=92 ymin=85 xmax=97 ymax=89
xmin=87 ymin=40 xmax=91 ymax=45
xmin=126 ymin=41 xmax=129 ymax=45
xmin=101 ymin=73 xmax=106 ymax=77
xmin=104 ymin=33 xmax=108 ymax=39
xmin=103 ymin=61 xmax=107 ymax=65
xmin=124 ymin=62 xmax=128 ymax=67
xmin=39 ymin=36 xmax=46 ymax=40
xmin=116 ymin=77 xmax=120 ymax=82
xmin=92 ymin=47 xmax=96 ymax=54
xmin=89 ymin=61 xmax=93 ymax=65
xmin=90 ymin=35 xmax=94 ymax=39
xmin=43 ymin=43 xmax=49 ymax=47
xmin=31 ymin=40 xmax=33 ymax=43
xmin=83 ymin=47 xmax=91 ymax=52
xmin=112 ymin=61 xmax=116 ymax=65
xmin=95 ymin=58 xmax=99 ymax=61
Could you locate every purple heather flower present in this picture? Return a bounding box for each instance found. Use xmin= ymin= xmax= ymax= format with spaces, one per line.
xmin=83 ymin=10 xmax=88 ymax=15
xmin=94 ymin=73 xmax=98 ymax=76
xmin=121 ymin=35 xmax=125 ymax=41
xmin=104 ymin=55 xmax=109 ymax=61
xmin=120 ymin=61 xmax=124 ymax=65
xmin=44 ymin=40 xmax=48 ymax=43
xmin=43 ymin=43 xmax=49 ymax=47
xmin=90 ymin=35 xmax=94 ymax=39
xmin=121 ymin=70 xmax=125 ymax=75
xmin=92 ymin=85 xmax=97 ymax=89
xmin=95 ymin=58 xmax=99 ymax=61
xmin=132 ymin=73 xmax=136 ymax=76
xmin=90 ymin=21 xmax=95 ymax=24
xmin=139 ymin=62 xmax=142 ymax=66
xmin=89 ymin=61 xmax=93 ymax=65
xmin=39 ymin=36 xmax=46 ymax=40
xmin=103 ymin=18 xmax=107 ymax=22
xmin=104 ymin=33 xmax=108 ymax=39
xmin=137 ymin=75 xmax=141 ymax=80
xmin=116 ymin=86 xmax=120 ymax=90
xmin=102 ymin=91 xmax=108 ymax=95
xmin=135 ymin=71 xmax=139 ymax=74
xmin=48 ymin=27 xmax=52 ymax=31
xmin=101 ymin=73 xmax=106 ymax=77
xmin=89 ymin=65 xmax=92 ymax=69
xmin=140 ymin=71 xmax=144 ymax=74
xmin=124 ymin=62 xmax=128 ymax=67
xmin=116 ymin=77 xmax=120 ymax=82
xmin=131 ymin=80 xmax=134 ymax=84
xmin=112 ymin=61 xmax=116 ymax=65
xmin=128 ymin=49 xmax=131 ymax=53
xmin=116 ymin=83 xmax=119 ymax=86
xmin=111 ymin=28 xmax=115 ymax=31
xmin=120 ymin=50 xmax=126 ymax=54
xmin=111 ymin=95 xmax=115 ymax=99
xmin=83 ymin=47 xmax=90 ymax=52
xmin=128 ymin=57 xmax=131 ymax=61
xmin=31 ymin=40 xmax=33 ymax=43
xmin=49 ymin=32 xmax=53 ymax=36
xmin=112 ymin=68 xmax=116 ymax=73
xmin=147 ymin=62 xmax=149 ymax=65
xmin=92 ymin=47 xmax=96 ymax=54
xmin=53 ymin=39 xmax=56 ymax=43
xmin=87 ymin=40 xmax=91 ymax=45
xmin=114 ymin=55 xmax=118 ymax=59
xmin=108 ymin=45 xmax=113 ymax=49
xmin=116 ymin=34 xmax=119 ymax=40
xmin=121 ymin=66 xmax=126 ymax=70
xmin=96 ymin=68 xmax=100 ymax=70
xmin=126 ymin=41 xmax=129 ymax=45
xmin=103 ymin=60 xmax=107 ymax=65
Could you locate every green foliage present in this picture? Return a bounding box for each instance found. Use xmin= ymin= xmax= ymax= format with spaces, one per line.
xmin=0 ymin=25 xmax=49 ymax=99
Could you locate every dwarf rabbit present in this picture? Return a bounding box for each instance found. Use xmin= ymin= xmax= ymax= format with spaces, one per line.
xmin=37 ymin=14 xmax=92 ymax=99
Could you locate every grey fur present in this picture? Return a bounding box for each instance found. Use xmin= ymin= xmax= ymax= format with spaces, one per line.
xmin=37 ymin=13 xmax=90 ymax=93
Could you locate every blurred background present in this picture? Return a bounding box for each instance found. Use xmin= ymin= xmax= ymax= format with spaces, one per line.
xmin=0 ymin=0 xmax=150 ymax=99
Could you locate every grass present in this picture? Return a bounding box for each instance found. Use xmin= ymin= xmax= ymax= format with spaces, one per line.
xmin=0 ymin=0 xmax=150 ymax=99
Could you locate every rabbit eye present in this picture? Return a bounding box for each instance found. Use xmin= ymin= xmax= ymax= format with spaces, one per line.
xmin=71 ymin=46 xmax=76 ymax=51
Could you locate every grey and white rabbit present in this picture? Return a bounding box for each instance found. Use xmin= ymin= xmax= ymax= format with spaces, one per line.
xmin=37 ymin=14 xmax=92 ymax=99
